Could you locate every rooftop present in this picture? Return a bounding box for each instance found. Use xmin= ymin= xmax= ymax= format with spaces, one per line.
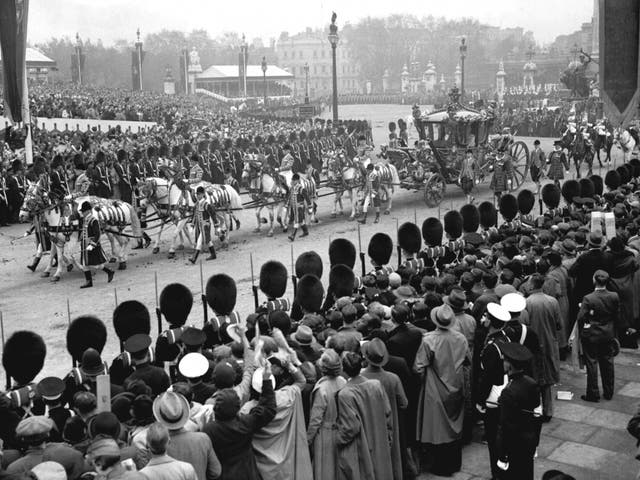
xmin=0 ymin=47 xmax=56 ymax=66
xmin=197 ymin=64 xmax=294 ymax=80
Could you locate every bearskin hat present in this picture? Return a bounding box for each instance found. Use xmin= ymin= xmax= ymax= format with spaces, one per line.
xmin=197 ymin=141 xmax=208 ymax=153
xmin=629 ymin=158 xmax=640 ymax=178
xmin=254 ymin=135 xmax=263 ymax=147
xmin=579 ymin=178 xmax=595 ymax=199
xmin=388 ymin=121 xmax=397 ymax=133
xmin=112 ymin=300 xmax=151 ymax=342
xmin=160 ymin=283 xmax=194 ymax=326
xmin=132 ymin=150 xmax=142 ymax=161
xmin=444 ymin=210 xmax=463 ymax=239
xmin=295 ymin=274 xmax=324 ymax=313
xmin=147 ymin=146 xmax=157 ymax=158
xmin=171 ymin=145 xmax=181 ymax=158
xmin=604 ymin=170 xmax=621 ymax=190
xmin=295 ymin=251 xmax=323 ymax=279
xmin=517 ymin=189 xmax=535 ymax=215
xmin=308 ymin=130 xmax=316 ymax=140
xmin=260 ymin=261 xmax=288 ymax=299
xmin=617 ymin=165 xmax=632 ymax=185
xmin=2 ymin=331 xmax=46 ymax=385
xmin=460 ymin=204 xmax=480 ymax=233
xmin=66 ymin=315 xmax=107 ymax=363
xmin=299 ymin=131 xmax=307 ymax=141
xmin=422 ymin=217 xmax=443 ymax=247
xmin=329 ymin=264 xmax=355 ymax=298
xmin=367 ymin=233 xmax=393 ymax=266
xmin=329 ymin=238 xmax=356 ymax=268
xmin=398 ymin=222 xmax=422 ymax=254
xmin=206 ymin=274 xmax=237 ymax=315
xmin=337 ymin=127 xmax=345 ymax=136
xmin=499 ymin=194 xmax=518 ymax=222
xmin=541 ymin=183 xmax=561 ymax=209
xmin=590 ymin=175 xmax=604 ymax=196
xmin=561 ymin=179 xmax=581 ymax=205
xmin=289 ymin=132 xmax=298 ymax=142
xmin=117 ymin=149 xmax=127 ymax=162
xmin=95 ymin=150 xmax=105 ymax=163
xmin=159 ymin=144 xmax=169 ymax=158
xmin=479 ymin=202 xmax=497 ymax=229
xmin=223 ymin=138 xmax=233 ymax=150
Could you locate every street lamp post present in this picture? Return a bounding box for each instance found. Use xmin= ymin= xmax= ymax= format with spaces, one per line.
xmin=261 ymin=56 xmax=267 ymax=107
xmin=328 ymin=12 xmax=339 ymax=123
xmin=459 ymin=37 xmax=467 ymax=102
xmin=304 ymin=62 xmax=310 ymax=104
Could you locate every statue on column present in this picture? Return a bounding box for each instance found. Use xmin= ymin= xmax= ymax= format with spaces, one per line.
xmin=188 ymin=47 xmax=202 ymax=73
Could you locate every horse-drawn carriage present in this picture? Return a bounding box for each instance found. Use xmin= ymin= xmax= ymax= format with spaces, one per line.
xmin=383 ymin=88 xmax=530 ymax=206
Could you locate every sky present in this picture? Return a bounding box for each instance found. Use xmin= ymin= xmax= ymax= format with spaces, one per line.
xmin=29 ymin=0 xmax=594 ymax=46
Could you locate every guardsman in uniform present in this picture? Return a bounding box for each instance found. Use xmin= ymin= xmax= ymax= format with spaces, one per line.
xmin=7 ymin=159 xmax=26 ymax=222
xmin=190 ymin=186 xmax=218 ymax=263
xmin=367 ymin=232 xmax=395 ymax=277
xmin=418 ymin=217 xmax=444 ymax=270
xmin=110 ymin=300 xmax=153 ymax=385
xmin=93 ymin=151 xmax=112 ymax=198
xmin=204 ymin=273 xmax=241 ymax=348
xmin=143 ymin=146 xmax=157 ymax=178
xmin=398 ymin=222 xmax=425 ymax=273
xmin=319 ymin=238 xmax=358 ymax=312
xmin=517 ymin=189 xmax=536 ymax=228
xmin=114 ymin=149 xmax=132 ymax=204
xmin=79 ymin=201 xmax=115 ymax=288
xmin=209 ymin=139 xmax=225 ymax=184
xmin=2 ymin=331 xmax=47 ymax=420
xmin=189 ymin=154 xmax=205 ymax=184
xmin=538 ymin=183 xmax=562 ymax=227
xmin=155 ymin=284 xmax=194 ymax=382
xmin=286 ymin=173 xmax=311 ymax=242
xmin=258 ymin=260 xmax=290 ymax=314
xmin=460 ymin=203 xmax=485 ymax=250
xmin=478 ymin=201 xmax=498 ymax=243
xmin=546 ymin=140 xmax=569 ymax=186
xmin=498 ymin=194 xmax=519 ymax=233
xmin=358 ymin=163 xmax=381 ymax=224
xmin=49 ymin=154 xmax=69 ymax=201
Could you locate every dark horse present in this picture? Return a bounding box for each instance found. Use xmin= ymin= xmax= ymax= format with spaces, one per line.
xmin=561 ymin=128 xmax=594 ymax=178
xmin=590 ymin=124 xmax=614 ymax=166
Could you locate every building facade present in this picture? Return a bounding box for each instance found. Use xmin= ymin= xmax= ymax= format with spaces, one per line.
xmin=276 ymin=28 xmax=362 ymax=99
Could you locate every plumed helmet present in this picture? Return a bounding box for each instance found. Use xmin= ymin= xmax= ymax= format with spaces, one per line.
xmin=329 ymin=264 xmax=355 ymax=298
xmin=329 ymin=238 xmax=356 ymax=268
xmin=460 ymin=204 xmax=480 ymax=233
xmin=398 ymin=222 xmax=422 ymax=254
xmin=3 ymin=331 xmax=46 ymax=385
xmin=66 ymin=315 xmax=107 ymax=364
xmin=147 ymin=145 xmax=157 ymax=157
xmin=541 ymin=183 xmax=561 ymax=209
xmin=388 ymin=121 xmax=397 ymax=132
xmin=604 ymin=170 xmax=621 ymax=190
xmin=116 ymin=149 xmax=127 ymax=162
xmin=479 ymin=201 xmax=497 ymax=229
xmin=561 ymin=179 xmax=581 ymax=205
xmin=158 ymin=144 xmax=169 ymax=157
xmin=444 ymin=210 xmax=463 ymax=239
xmin=206 ymin=274 xmax=237 ymax=315
xmin=260 ymin=261 xmax=288 ymax=298
xmin=160 ymin=283 xmax=194 ymax=326
xmin=617 ymin=165 xmax=632 ymax=185
xmin=499 ymin=194 xmax=518 ymax=222
xmin=579 ymin=178 xmax=595 ymax=199
xmin=590 ymin=174 xmax=603 ymax=196
xmin=517 ymin=189 xmax=535 ymax=215
xmin=422 ymin=217 xmax=443 ymax=247
xmin=295 ymin=274 xmax=324 ymax=313
xmin=113 ymin=300 xmax=151 ymax=341
xmin=367 ymin=233 xmax=393 ymax=266
xmin=295 ymin=251 xmax=323 ymax=279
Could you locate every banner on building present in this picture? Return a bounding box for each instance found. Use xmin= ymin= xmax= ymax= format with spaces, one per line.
xmin=131 ymin=46 xmax=145 ymax=91
xmin=71 ymin=48 xmax=86 ymax=84
xmin=0 ymin=0 xmax=29 ymax=124
xmin=179 ymin=49 xmax=188 ymax=94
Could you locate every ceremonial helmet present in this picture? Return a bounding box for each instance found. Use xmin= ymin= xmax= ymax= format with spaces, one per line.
xmin=541 ymin=183 xmax=561 ymax=209
xmin=206 ymin=274 xmax=237 ymax=315
xmin=367 ymin=233 xmax=393 ymax=266
xmin=460 ymin=204 xmax=480 ymax=233
xmin=113 ymin=300 xmax=151 ymax=342
xmin=66 ymin=315 xmax=108 ymax=365
xmin=499 ymin=194 xmax=518 ymax=222
xmin=517 ymin=189 xmax=535 ymax=216
xmin=328 ymin=238 xmax=356 ymax=268
xmin=260 ymin=261 xmax=288 ymax=299
xmin=2 ymin=331 xmax=46 ymax=385
xmin=422 ymin=217 xmax=443 ymax=247
xmin=329 ymin=264 xmax=355 ymax=299
xmin=295 ymin=251 xmax=323 ymax=279
xmin=159 ymin=283 xmax=194 ymax=327
xmin=478 ymin=201 xmax=497 ymax=229
xmin=295 ymin=274 xmax=325 ymax=313
xmin=398 ymin=222 xmax=422 ymax=254
xmin=444 ymin=210 xmax=463 ymax=240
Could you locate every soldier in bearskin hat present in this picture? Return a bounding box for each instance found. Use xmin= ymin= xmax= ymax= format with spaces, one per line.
xmin=539 ymin=183 xmax=562 ymax=225
xmin=295 ymin=274 xmax=325 ymax=318
xmin=295 ymin=251 xmax=323 ymax=280
xmin=143 ymin=145 xmax=157 ymax=178
xmin=398 ymin=222 xmax=424 ymax=272
xmin=561 ymin=179 xmax=581 ymax=216
xmin=2 ymin=330 xmax=47 ymax=417
xmin=79 ymin=201 xmax=115 ymax=289
xmin=204 ymin=273 xmax=240 ymax=348
xmin=460 ymin=203 xmax=484 ymax=248
xmin=604 ymin=170 xmax=621 ymax=192
xmin=326 ymin=264 xmax=356 ymax=309
xmin=547 ymin=140 xmax=570 ymax=186
xmin=259 ymin=260 xmax=290 ymax=313
xmin=517 ymin=189 xmax=536 ymax=227
xmin=419 ymin=217 xmax=444 ymax=267
xmin=441 ymin=210 xmax=464 ymax=267
xmin=66 ymin=315 xmax=107 ymax=367
xmin=367 ymin=232 xmax=394 ymax=276
xmin=499 ymin=193 xmax=519 ymax=230
xmin=320 ymin=239 xmax=358 ymax=312
xmin=114 ymin=149 xmax=132 ymax=204
xmin=110 ymin=300 xmax=152 ymax=385
xmin=478 ymin=201 xmax=498 ymax=238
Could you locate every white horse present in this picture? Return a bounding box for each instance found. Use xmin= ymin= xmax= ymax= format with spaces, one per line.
xmin=614 ymin=127 xmax=638 ymax=162
xmin=326 ymin=149 xmax=362 ymax=219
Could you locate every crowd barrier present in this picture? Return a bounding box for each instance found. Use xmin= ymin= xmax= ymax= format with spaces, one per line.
xmin=1 ymin=117 xmax=157 ymax=133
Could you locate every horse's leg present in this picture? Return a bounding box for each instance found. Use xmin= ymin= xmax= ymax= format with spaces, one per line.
xmin=268 ymin=207 xmax=275 ymax=237
xmin=50 ymin=242 xmax=66 ymax=281
xmin=118 ymin=236 xmax=129 ymax=270
xmin=350 ymin=189 xmax=357 ymax=219
xmin=254 ymin=206 xmax=262 ymax=233
xmin=331 ymin=190 xmax=338 ymax=218
xmin=28 ymin=241 xmax=43 ymax=272
xmin=41 ymin=240 xmax=55 ymax=278
xmin=152 ymin=221 xmax=164 ymax=254
xmin=384 ymin=185 xmax=392 ymax=214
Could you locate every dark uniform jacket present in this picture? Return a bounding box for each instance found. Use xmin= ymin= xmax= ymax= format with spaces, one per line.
xmin=568 ymin=248 xmax=611 ymax=300
xmin=577 ymin=288 xmax=622 ymax=343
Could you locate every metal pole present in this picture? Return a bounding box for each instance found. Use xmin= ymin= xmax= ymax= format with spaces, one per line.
xmin=77 ymin=45 xmax=82 ymax=86
xmin=461 ymin=55 xmax=465 ymax=102
xmin=263 ymin=72 xmax=267 ymax=106
xmin=138 ymin=43 xmax=143 ymax=91
xmin=332 ymin=44 xmax=338 ymax=123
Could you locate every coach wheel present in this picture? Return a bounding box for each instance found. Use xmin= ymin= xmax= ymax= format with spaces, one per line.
xmin=424 ymin=174 xmax=446 ymax=207
xmin=509 ymin=141 xmax=530 ymax=190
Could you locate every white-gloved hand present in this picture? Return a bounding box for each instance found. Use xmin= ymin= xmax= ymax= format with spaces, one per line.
xmin=87 ymin=245 xmax=94 ymax=251
xmin=497 ymin=460 xmax=509 ymax=471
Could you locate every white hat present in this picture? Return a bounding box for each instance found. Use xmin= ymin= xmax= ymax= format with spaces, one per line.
xmin=486 ymin=302 xmax=511 ymax=322
xmin=251 ymin=367 xmax=276 ymax=393
xmin=31 ymin=461 xmax=67 ymax=480
xmin=501 ymin=293 xmax=526 ymax=313
xmin=178 ymin=353 xmax=209 ymax=379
